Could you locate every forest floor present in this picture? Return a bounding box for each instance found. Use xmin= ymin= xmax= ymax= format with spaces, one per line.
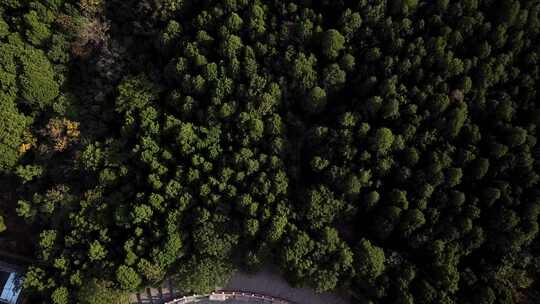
xmin=0 ymin=180 xmax=35 ymax=259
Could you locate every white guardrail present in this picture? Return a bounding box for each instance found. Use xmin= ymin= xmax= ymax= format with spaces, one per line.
xmin=165 ymin=290 xmax=293 ymax=304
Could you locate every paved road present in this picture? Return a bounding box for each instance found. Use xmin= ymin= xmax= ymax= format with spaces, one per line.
xmin=225 ymin=267 xmax=349 ymax=304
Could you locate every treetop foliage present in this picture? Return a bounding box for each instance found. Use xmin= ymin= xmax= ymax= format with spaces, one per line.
xmin=1 ymin=0 xmax=540 ymax=303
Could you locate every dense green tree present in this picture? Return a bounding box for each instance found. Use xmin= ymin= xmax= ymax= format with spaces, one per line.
xmin=19 ymin=48 xmax=59 ymax=109
xmin=76 ymin=279 xmax=130 ymax=304
xmin=304 ymin=185 xmax=343 ymax=229
xmin=4 ymin=1 xmax=540 ymax=303
xmin=303 ymin=86 xmax=327 ymax=114
xmin=355 ymin=238 xmax=385 ymax=281
xmin=23 ymin=10 xmax=51 ymax=46
xmin=370 ymin=127 xmax=394 ymax=155
xmin=291 ymin=52 xmax=318 ymax=92
xmin=173 ymin=257 xmax=233 ymax=294
xmin=322 ymin=29 xmax=345 ymax=60
xmin=0 ymin=96 xmax=29 ymax=172
xmin=89 ymin=240 xmax=107 ymax=261
xmin=399 ymin=209 xmax=426 ymax=236
xmin=116 ymin=75 xmax=160 ymax=113
xmin=51 ymin=287 xmax=69 ymax=304
xmin=115 ymin=265 xmax=141 ymax=291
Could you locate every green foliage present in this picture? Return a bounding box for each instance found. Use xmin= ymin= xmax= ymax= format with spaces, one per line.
xmin=322 ymin=29 xmax=345 ymax=60
xmin=159 ymin=20 xmax=182 ymax=50
xmin=15 ymin=164 xmax=44 ymax=183
xmin=389 ymin=0 xmax=419 ymax=15
xmin=322 ymin=63 xmax=346 ymax=89
xmin=137 ymin=258 xmax=165 ymax=284
xmin=291 ymin=52 xmax=318 ymax=92
xmin=115 ymin=265 xmax=141 ymax=291
xmin=23 ymin=266 xmax=55 ymax=292
xmin=445 ymin=104 xmax=468 ymax=137
xmin=155 ymin=0 xmax=184 ymax=21
xmin=76 ymin=279 xmax=130 ymax=304
xmin=39 ymin=229 xmax=57 ymax=261
xmin=226 ymin=13 xmax=243 ymax=32
xmin=303 ymin=86 xmax=327 ymax=114
xmin=399 ymin=209 xmax=426 ymax=236
xmin=7 ymin=1 xmax=540 ymax=304
xmin=173 ymin=257 xmax=233 ymax=294
xmin=19 ymin=48 xmax=59 ymax=109
xmin=0 ymin=214 xmax=6 ymax=233
xmin=131 ymin=204 xmax=153 ymax=224
xmin=1 ymin=0 xmax=22 ymax=8
xmin=51 ymin=287 xmax=69 ymax=304
xmin=0 ymin=17 xmax=9 ymax=38
xmin=24 ymin=10 xmax=51 ymax=46
xmin=221 ymin=34 xmax=243 ymax=58
xmin=371 ymin=127 xmax=394 ymax=155
xmin=116 ymin=75 xmax=160 ymax=113
xmin=355 ymin=238 xmax=385 ymax=281
xmin=304 ymin=185 xmax=343 ymax=229
xmin=0 ymin=96 xmax=28 ymax=172
xmin=89 ymin=240 xmax=107 ymax=261
xmin=340 ymin=53 xmax=356 ymax=71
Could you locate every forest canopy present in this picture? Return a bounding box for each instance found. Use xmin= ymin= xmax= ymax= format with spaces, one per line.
xmin=0 ymin=0 xmax=539 ymax=304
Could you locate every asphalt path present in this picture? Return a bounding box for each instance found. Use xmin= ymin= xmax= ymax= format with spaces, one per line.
xmin=225 ymin=267 xmax=349 ymax=304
